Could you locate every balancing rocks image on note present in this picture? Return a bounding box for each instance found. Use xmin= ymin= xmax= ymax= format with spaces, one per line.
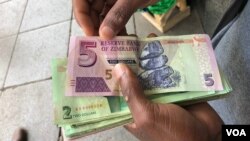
xmin=138 ymin=40 xmax=181 ymax=90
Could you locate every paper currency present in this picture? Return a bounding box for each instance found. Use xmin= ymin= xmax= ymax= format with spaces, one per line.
xmin=67 ymin=35 xmax=223 ymax=96
xmin=51 ymin=59 xmax=130 ymax=125
xmin=62 ymin=115 xmax=132 ymax=139
xmin=51 ymin=58 xmax=232 ymax=139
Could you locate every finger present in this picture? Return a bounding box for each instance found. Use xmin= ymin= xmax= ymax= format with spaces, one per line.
xmin=91 ymin=0 xmax=105 ymax=13
xmin=185 ymin=102 xmax=223 ymax=124
xmin=113 ymin=64 xmax=151 ymax=121
xmin=140 ymin=0 xmax=159 ymax=8
xmin=106 ymin=0 xmax=117 ymax=5
xmin=73 ymin=0 xmax=95 ymax=35
xmin=90 ymin=10 xmax=100 ymax=35
xmin=99 ymin=0 xmax=136 ymax=39
xmin=99 ymin=3 xmax=112 ymax=23
xmin=185 ymin=102 xmax=223 ymax=137
xmin=117 ymin=27 xmax=128 ymax=36
xmin=147 ymin=33 xmax=158 ymax=38
xmin=129 ymin=34 xmax=138 ymax=37
xmin=124 ymin=123 xmax=138 ymax=135
xmin=124 ymin=122 xmax=137 ymax=130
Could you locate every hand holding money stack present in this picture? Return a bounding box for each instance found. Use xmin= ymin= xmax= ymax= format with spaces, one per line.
xmin=51 ymin=35 xmax=232 ymax=139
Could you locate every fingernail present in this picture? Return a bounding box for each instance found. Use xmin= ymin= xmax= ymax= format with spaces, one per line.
xmin=131 ymin=123 xmax=136 ymax=128
xmin=127 ymin=123 xmax=137 ymax=129
xmin=125 ymin=96 xmax=128 ymax=102
xmin=100 ymin=26 xmax=115 ymax=39
xmin=147 ymin=33 xmax=157 ymax=38
xmin=114 ymin=64 xmax=126 ymax=79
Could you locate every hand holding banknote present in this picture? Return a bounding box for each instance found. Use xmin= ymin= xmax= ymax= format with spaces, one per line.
xmin=114 ymin=63 xmax=223 ymax=141
xmin=73 ymin=0 xmax=158 ymax=39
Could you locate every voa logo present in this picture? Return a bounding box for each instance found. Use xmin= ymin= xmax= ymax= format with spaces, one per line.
xmin=226 ymin=129 xmax=247 ymax=136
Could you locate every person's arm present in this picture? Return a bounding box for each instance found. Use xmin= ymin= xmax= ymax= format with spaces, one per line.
xmin=113 ymin=63 xmax=223 ymax=141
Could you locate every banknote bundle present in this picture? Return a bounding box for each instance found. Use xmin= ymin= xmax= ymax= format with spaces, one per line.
xmin=51 ymin=35 xmax=232 ymax=139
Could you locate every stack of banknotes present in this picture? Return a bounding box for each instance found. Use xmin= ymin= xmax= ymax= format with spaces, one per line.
xmin=51 ymin=35 xmax=232 ymax=139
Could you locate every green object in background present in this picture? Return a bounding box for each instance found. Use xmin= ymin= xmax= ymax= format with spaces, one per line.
xmin=148 ymin=0 xmax=176 ymax=14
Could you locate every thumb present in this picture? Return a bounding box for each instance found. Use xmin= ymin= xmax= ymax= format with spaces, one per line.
xmin=99 ymin=0 xmax=136 ymax=39
xmin=113 ymin=64 xmax=152 ymax=121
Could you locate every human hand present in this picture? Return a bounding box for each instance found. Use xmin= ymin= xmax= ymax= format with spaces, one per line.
xmin=113 ymin=63 xmax=223 ymax=141
xmin=73 ymin=0 xmax=158 ymax=39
